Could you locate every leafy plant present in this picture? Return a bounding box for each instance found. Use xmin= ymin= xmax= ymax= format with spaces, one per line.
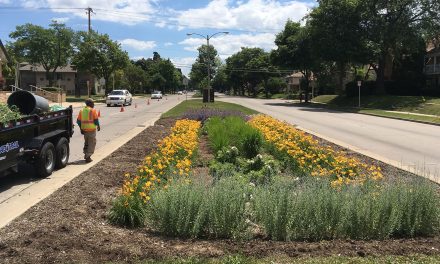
xmin=108 ymin=195 xmax=147 ymax=227
xmin=216 ymin=146 xmax=239 ymax=163
xmin=0 ymin=104 xmax=22 ymax=123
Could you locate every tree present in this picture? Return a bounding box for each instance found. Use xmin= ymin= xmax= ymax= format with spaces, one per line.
xmin=133 ymin=53 xmax=183 ymax=93
xmin=212 ymin=65 xmax=228 ymax=92
xmin=224 ymin=47 xmax=275 ymax=97
xmin=189 ymin=44 xmax=219 ymax=90
xmin=358 ymin=0 xmax=440 ymax=93
xmin=272 ymin=20 xmax=317 ymax=102
xmin=74 ymin=31 xmax=129 ymax=93
xmin=307 ymin=0 xmax=368 ymax=94
xmin=124 ymin=62 xmax=148 ymax=93
xmin=10 ymin=22 xmax=74 ymax=86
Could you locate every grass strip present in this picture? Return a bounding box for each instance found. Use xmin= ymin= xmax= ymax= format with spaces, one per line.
xmin=162 ymin=99 xmax=258 ymax=118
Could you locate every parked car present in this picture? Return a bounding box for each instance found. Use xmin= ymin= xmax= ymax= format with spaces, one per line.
xmin=106 ymin=90 xmax=132 ymax=106
xmin=177 ymin=91 xmax=183 ymax=95
xmin=151 ymin=91 xmax=162 ymax=99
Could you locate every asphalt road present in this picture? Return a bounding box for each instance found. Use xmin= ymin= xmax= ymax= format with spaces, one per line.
xmin=218 ymin=95 xmax=440 ymax=183
xmin=0 ymin=94 xmax=185 ymax=205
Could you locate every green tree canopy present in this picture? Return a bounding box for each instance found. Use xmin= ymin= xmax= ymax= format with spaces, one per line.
xmin=272 ymin=20 xmax=317 ymax=102
xmin=73 ymin=31 xmax=129 ymax=93
xmin=9 ymin=22 xmax=74 ymax=86
xmin=189 ymin=44 xmax=219 ymax=90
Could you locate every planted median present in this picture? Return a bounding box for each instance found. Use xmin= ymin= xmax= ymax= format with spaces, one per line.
xmin=109 ymin=100 xmax=440 ymax=242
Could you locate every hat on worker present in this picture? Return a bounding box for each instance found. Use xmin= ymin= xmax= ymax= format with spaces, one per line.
xmin=85 ymin=98 xmax=94 ymax=106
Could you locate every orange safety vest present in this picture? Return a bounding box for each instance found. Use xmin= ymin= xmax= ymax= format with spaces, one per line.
xmin=79 ymin=107 xmax=97 ymax=131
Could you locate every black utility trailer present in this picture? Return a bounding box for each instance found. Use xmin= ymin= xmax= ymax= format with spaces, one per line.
xmin=0 ymin=106 xmax=74 ymax=178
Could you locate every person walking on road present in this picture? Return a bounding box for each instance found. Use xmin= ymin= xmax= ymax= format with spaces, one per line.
xmin=77 ymin=98 xmax=101 ymax=163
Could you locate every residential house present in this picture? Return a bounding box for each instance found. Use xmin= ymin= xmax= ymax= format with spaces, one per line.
xmin=0 ymin=39 xmax=9 ymax=89
xmin=285 ymin=71 xmax=316 ymax=95
xmin=424 ymin=47 xmax=440 ymax=92
xmin=18 ymin=63 xmax=104 ymax=96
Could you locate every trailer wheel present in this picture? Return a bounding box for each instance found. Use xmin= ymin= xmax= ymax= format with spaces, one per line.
xmin=36 ymin=142 xmax=56 ymax=178
xmin=55 ymin=137 xmax=69 ymax=169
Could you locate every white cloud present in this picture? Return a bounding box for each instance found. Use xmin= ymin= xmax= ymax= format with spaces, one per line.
xmin=119 ymin=39 xmax=156 ymax=51
xmin=171 ymin=57 xmax=196 ymax=76
xmin=130 ymin=56 xmax=146 ymax=61
xmin=173 ymin=0 xmax=314 ymax=32
xmin=0 ymin=0 xmax=11 ymax=4
xmin=164 ymin=42 xmax=173 ymax=46
xmin=20 ymin=0 xmax=156 ymax=25
xmin=51 ymin=17 xmax=70 ymax=23
xmin=179 ymin=33 xmax=276 ymax=59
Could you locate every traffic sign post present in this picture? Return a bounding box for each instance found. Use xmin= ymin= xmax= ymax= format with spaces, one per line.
xmin=357 ymin=80 xmax=362 ymax=108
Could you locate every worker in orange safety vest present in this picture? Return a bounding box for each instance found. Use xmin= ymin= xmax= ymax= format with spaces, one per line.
xmin=76 ymin=98 xmax=101 ymax=163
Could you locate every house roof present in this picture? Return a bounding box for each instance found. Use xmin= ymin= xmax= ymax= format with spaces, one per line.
xmin=19 ymin=63 xmax=77 ymax=73
xmin=0 ymin=39 xmax=9 ymax=63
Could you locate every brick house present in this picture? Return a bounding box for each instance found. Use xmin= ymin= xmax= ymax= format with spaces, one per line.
xmin=18 ymin=63 xmax=104 ymax=96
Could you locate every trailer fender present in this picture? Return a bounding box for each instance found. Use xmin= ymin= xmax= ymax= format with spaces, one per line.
xmin=26 ymin=129 xmax=69 ymax=152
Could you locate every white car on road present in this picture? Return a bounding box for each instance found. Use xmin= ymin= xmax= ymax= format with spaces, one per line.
xmin=106 ymin=90 xmax=133 ymax=106
xmin=151 ymin=91 xmax=163 ymax=99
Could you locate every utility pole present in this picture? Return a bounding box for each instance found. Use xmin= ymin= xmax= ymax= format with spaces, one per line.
xmin=186 ymin=31 xmax=229 ymax=103
xmin=206 ymin=36 xmax=211 ymax=103
xmin=86 ymin=7 xmax=94 ymax=33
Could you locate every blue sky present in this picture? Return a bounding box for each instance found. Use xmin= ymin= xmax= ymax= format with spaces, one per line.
xmin=0 ymin=0 xmax=315 ymax=75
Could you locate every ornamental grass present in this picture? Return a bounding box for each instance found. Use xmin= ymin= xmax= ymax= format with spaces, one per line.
xmin=109 ymin=119 xmax=201 ymax=227
xmin=249 ymin=115 xmax=383 ymax=186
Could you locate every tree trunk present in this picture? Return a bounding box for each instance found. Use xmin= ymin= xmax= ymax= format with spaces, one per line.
xmin=375 ymin=57 xmax=386 ymax=95
xmin=335 ymin=62 xmax=346 ymax=95
xmin=264 ymin=79 xmax=269 ymax=98
xmin=45 ymin=70 xmax=53 ymax=87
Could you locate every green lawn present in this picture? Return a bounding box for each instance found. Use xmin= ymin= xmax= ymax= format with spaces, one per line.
xmin=312 ymin=95 xmax=440 ymax=124
xmin=66 ymin=95 xmax=106 ymax=103
xmin=139 ymin=254 xmax=440 ymax=264
xmin=161 ymin=99 xmax=258 ymax=118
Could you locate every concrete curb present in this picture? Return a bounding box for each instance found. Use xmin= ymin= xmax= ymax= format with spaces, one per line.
xmin=356 ymin=112 xmax=440 ymax=127
xmin=0 ymin=115 xmax=161 ymax=229
xmin=310 ymin=102 xmax=440 ymax=127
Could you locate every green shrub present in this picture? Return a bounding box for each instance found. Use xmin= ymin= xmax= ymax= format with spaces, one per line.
xmin=241 ymin=128 xmax=263 ymax=159
xmin=147 ymin=178 xmax=250 ymax=239
xmin=0 ymin=104 xmax=22 ymax=123
xmin=209 ymin=160 xmax=237 ymax=181
xmin=254 ymin=178 xmax=440 ymax=241
xmin=216 ymin=146 xmax=239 ymax=163
xmin=108 ymin=195 xmax=148 ymax=227
xmin=253 ymin=178 xmax=298 ymax=240
xmin=204 ymin=178 xmax=250 ymax=238
xmin=148 ymin=181 xmax=206 ymax=237
xmin=205 ymin=116 xmax=262 ymax=158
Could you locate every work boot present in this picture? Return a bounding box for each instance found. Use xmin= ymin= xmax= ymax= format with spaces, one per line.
xmin=85 ymin=157 xmax=92 ymax=163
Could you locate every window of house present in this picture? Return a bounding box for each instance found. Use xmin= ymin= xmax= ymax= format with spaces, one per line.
xmin=67 ymin=78 xmax=71 ymax=81
xmin=40 ymin=77 xmax=44 ymax=81
xmin=56 ymin=73 xmax=63 ymax=80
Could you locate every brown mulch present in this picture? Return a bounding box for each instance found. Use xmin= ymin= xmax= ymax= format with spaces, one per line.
xmin=0 ymin=118 xmax=439 ymax=264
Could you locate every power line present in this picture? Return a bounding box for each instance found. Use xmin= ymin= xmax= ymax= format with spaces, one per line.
xmin=0 ymin=6 xmax=284 ymax=34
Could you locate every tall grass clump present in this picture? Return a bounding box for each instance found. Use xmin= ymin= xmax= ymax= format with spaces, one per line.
xmin=108 ymin=195 xmax=148 ymax=228
xmin=203 ymin=178 xmax=250 ymax=238
xmin=147 ymin=178 xmax=250 ymax=238
xmin=205 ymin=116 xmax=263 ymax=158
xmin=147 ymin=181 xmax=206 ymax=237
xmin=254 ymin=178 xmax=440 ymax=241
